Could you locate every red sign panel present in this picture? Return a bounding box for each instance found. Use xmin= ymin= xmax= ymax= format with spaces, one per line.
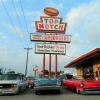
xmin=33 ymin=66 xmax=38 ymax=71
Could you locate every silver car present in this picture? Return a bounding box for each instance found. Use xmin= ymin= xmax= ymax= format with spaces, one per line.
xmin=0 ymin=73 xmax=27 ymax=95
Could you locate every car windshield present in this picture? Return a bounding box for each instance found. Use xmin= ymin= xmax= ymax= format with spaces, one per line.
xmin=27 ymin=77 xmax=34 ymax=80
xmin=36 ymin=74 xmax=54 ymax=79
xmin=58 ymin=74 xmax=73 ymax=79
xmin=73 ymin=76 xmax=84 ymax=79
xmin=0 ymin=74 xmax=21 ymax=80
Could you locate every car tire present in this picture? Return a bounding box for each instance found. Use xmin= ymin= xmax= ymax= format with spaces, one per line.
xmin=76 ymin=88 xmax=80 ymax=94
xmin=35 ymin=90 xmax=38 ymax=95
xmin=29 ymin=84 xmax=31 ymax=88
xmin=17 ymin=87 xmax=21 ymax=94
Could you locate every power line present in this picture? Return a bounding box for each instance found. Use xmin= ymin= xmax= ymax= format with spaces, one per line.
xmin=20 ymin=0 xmax=36 ymax=64
xmin=19 ymin=0 xmax=30 ymax=42
xmin=1 ymin=0 xmax=25 ymax=48
xmin=12 ymin=0 xmax=35 ymax=67
xmin=64 ymin=54 xmax=77 ymax=58
xmin=12 ymin=0 xmax=29 ymax=47
xmin=1 ymin=0 xmax=35 ymax=73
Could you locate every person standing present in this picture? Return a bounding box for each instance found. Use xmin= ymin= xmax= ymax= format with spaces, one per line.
xmin=85 ymin=69 xmax=92 ymax=79
xmin=96 ymin=67 xmax=100 ymax=81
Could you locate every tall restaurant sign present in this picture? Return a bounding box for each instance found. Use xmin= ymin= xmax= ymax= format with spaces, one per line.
xmin=35 ymin=16 xmax=67 ymax=33
xmin=35 ymin=43 xmax=66 ymax=55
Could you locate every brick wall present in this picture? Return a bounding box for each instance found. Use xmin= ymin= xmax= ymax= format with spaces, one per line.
xmin=76 ymin=65 xmax=83 ymax=77
xmin=93 ymin=59 xmax=100 ymax=79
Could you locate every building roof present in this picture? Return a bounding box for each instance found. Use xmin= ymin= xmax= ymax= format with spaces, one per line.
xmin=64 ymin=48 xmax=100 ymax=68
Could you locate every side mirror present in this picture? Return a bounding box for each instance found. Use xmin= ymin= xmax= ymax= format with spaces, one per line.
xmin=23 ymin=78 xmax=26 ymax=81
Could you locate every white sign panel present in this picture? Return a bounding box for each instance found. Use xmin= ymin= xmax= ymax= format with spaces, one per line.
xmin=35 ymin=43 xmax=66 ymax=55
xmin=30 ymin=33 xmax=71 ymax=43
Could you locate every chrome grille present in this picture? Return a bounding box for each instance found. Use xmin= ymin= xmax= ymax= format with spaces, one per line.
xmin=0 ymin=84 xmax=11 ymax=89
xmin=39 ymin=82 xmax=57 ymax=86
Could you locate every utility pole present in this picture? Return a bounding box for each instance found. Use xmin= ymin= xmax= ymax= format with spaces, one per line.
xmin=24 ymin=47 xmax=32 ymax=76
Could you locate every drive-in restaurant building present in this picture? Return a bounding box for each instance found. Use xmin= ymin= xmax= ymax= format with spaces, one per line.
xmin=64 ymin=48 xmax=100 ymax=80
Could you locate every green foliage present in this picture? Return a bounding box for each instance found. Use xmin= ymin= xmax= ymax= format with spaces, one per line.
xmin=7 ymin=71 xmax=15 ymax=74
xmin=0 ymin=69 xmax=2 ymax=75
xmin=41 ymin=69 xmax=62 ymax=75
xmin=41 ymin=70 xmax=49 ymax=74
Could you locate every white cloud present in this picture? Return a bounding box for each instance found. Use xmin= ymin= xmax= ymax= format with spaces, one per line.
xmin=0 ymin=46 xmax=12 ymax=55
xmin=3 ymin=22 xmax=24 ymax=38
xmin=0 ymin=32 xmax=4 ymax=35
xmin=0 ymin=0 xmax=7 ymax=3
xmin=84 ymin=22 xmax=100 ymax=43
xmin=45 ymin=0 xmax=63 ymax=10
xmin=11 ymin=8 xmax=44 ymax=16
xmin=66 ymin=0 xmax=100 ymax=28
xmin=1 ymin=36 xmax=8 ymax=39
xmin=14 ymin=0 xmax=19 ymax=2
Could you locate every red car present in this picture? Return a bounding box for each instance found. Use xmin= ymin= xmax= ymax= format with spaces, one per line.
xmin=62 ymin=76 xmax=100 ymax=94
xmin=26 ymin=76 xmax=35 ymax=88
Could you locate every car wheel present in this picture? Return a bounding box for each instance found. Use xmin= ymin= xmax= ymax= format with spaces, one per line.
xmin=76 ymin=88 xmax=80 ymax=94
xmin=57 ymin=90 xmax=60 ymax=94
xmin=29 ymin=84 xmax=31 ymax=88
xmin=35 ymin=90 xmax=38 ymax=95
xmin=17 ymin=87 xmax=21 ymax=94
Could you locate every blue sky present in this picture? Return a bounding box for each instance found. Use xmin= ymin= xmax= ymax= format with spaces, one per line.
xmin=0 ymin=0 xmax=100 ymax=76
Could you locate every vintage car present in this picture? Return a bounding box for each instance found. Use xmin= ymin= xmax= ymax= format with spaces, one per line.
xmin=34 ymin=74 xmax=61 ymax=95
xmin=0 ymin=73 xmax=27 ymax=95
xmin=26 ymin=76 xmax=35 ymax=88
xmin=62 ymin=75 xmax=100 ymax=94
xmin=58 ymin=74 xmax=73 ymax=86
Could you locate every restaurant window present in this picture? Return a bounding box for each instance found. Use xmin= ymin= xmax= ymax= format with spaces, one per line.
xmin=82 ymin=61 xmax=93 ymax=79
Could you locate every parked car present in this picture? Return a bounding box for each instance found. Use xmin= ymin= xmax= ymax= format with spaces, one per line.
xmin=0 ymin=73 xmax=27 ymax=95
xmin=58 ymin=74 xmax=73 ymax=86
xmin=62 ymin=75 xmax=100 ymax=94
xmin=34 ymin=74 xmax=61 ymax=95
xmin=26 ymin=76 xmax=35 ymax=88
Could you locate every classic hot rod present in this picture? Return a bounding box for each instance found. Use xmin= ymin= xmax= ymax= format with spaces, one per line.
xmin=34 ymin=74 xmax=61 ymax=95
xmin=62 ymin=76 xmax=100 ymax=94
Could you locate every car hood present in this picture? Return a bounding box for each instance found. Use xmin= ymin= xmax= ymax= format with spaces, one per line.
xmin=35 ymin=78 xmax=60 ymax=82
xmin=27 ymin=80 xmax=34 ymax=83
xmin=0 ymin=80 xmax=20 ymax=84
xmin=81 ymin=79 xmax=100 ymax=83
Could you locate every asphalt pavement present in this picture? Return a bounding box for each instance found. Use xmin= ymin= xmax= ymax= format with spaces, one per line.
xmin=0 ymin=88 xmax=100 ymax=100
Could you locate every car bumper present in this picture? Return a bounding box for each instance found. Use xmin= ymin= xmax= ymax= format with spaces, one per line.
xmin=34 ymin=86 xmax=61 ymax=90
xmin=80 ymin=90 xmax=100 ymax=94
xmin=0 ymin=89 xmax=18 ymax=95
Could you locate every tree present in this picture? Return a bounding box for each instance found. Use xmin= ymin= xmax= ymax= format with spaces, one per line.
xmin=7 ymin=71 xmax=15 ymax=74
xmin=0 ymin=69 xmax=2 ymax=75
xmin=41 ymin=69 xmax=48 ymax=74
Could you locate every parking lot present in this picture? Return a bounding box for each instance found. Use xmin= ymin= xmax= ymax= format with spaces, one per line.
xmin=0 ymin=88 xmax=100 ymax=100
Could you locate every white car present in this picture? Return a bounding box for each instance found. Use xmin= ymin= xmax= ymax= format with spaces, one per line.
xmin=0 ymin=73 xmax=27 ymax=95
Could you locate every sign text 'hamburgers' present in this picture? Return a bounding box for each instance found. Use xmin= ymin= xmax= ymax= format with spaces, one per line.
xmin=30 ymin=33 xmax=71 ymax=43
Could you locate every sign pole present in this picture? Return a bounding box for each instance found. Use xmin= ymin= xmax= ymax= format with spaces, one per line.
xmin=48 ymin=33 xmax=52 ymax=78
xmin=33 ymin=7 xmax=68 ymax=79
xmin=55 ymin=33 xmax=58 ymax=78
xmin=42 ymin=33 xmax=46 ymax=78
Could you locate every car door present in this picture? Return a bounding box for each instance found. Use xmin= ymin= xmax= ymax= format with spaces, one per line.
xmin=20 ymin=75 xmax=26 ymax=91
